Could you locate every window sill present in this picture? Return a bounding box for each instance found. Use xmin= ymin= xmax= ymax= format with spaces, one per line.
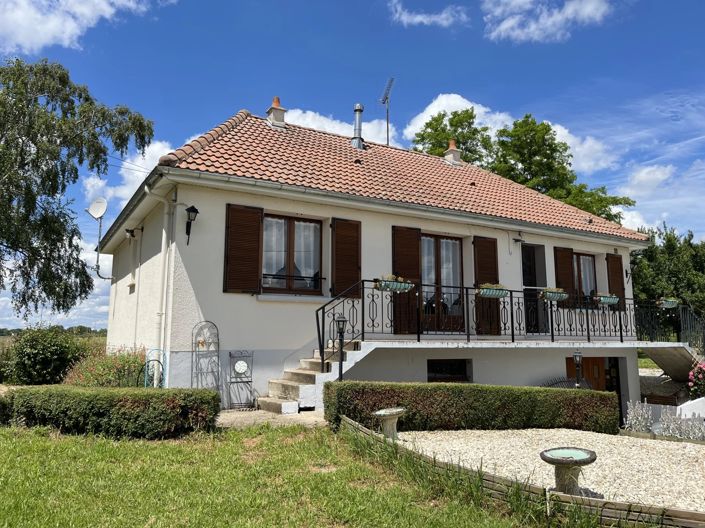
xmin=256 ymin=294 xmax=331 ymax=304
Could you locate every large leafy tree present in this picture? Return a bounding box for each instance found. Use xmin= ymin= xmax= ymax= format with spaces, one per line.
xmin=631 ymin=224 xmax=705 ymax=316
xmin=412 ymin=108 xmax=493 ymax=166
xmin=0 ymin=59 xmax=153 ymax=316
xmin=413 ymin=111 xmax=635 ymax=223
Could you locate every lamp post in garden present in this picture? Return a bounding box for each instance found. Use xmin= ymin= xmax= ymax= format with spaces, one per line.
xmin=573 ymin=349 xmax=583 ymax=388
xmin=335 ymin=315 xmax=347 ymax=381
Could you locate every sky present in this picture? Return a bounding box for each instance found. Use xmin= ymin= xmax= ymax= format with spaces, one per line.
xmin=1 ymin=0 xmax=705 ymax=329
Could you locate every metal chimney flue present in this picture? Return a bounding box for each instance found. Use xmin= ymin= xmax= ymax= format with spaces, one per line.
xmin=351 ymin=103 xmax=364 ymax=149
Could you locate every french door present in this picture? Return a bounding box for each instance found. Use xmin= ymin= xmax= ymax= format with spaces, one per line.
xmin=420 ymin=235 xmax=464 ymax=332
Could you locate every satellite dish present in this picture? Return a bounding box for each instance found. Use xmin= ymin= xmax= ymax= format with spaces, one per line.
xmin=86 ymin=197 xmax=108 ymax=220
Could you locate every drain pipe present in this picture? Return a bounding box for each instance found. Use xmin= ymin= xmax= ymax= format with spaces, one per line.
xmin=145 ymin=183 xmax=173 ymax=367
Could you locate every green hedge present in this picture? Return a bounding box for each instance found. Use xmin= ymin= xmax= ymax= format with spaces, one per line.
xmin=64 ymin=352 xmax=146 ymax=387
xmin=0 ymin=394 xmax=9 ymax=425
xmin=324 ymin=381 xmax=620 ymax=434
xmin=8 ymin=386 xmax=220 ymax=439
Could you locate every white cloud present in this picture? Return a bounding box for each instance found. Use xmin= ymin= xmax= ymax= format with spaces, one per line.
xmin=615 ymin=208 xmax=651 ymax=232
xmin=388 ymin=0 xmax=469 ymax=28
xmin=0 ymin=0 xmax=175 ymax=55
xmin=552 ymin=123 xmax=618 ymax=174
xmin=83 ymin=139 xmax=173 ymax=207
xmin=482 ymin=0 xmax=612 ymax=43
xmin=402 ymin=93 xmax=514 ymax=141
xmin=286 ymin=108 xmax=401 ymax=147
xmin=618 ymin=164 xmax=676 ymax=199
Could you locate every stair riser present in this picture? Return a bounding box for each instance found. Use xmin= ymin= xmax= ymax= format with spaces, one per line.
xmin=258 ymin=398 xmax=299 ymax=414
xmin=268 ymin=381 xmax=301 ymax=400
xmin=314 ymin=351 xmax=346 ymax=362
xmin=300 ymin=358 xmax=328 ymax=372
xmin=283 ymin=370 xmax=317 ymax=384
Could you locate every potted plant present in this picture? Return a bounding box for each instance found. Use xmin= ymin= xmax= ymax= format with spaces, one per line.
xmin=593 ymin=292 xmax=620 ymax=305
xmin=374 ymin=274 xmax=415 ymax=293
xmin=478 ymin=283 xmax=509 ymax=299
xmin=540 ymin=287 xmax=569 ymax=302
xmin=657 ymin=297 xmax=679 ymax=309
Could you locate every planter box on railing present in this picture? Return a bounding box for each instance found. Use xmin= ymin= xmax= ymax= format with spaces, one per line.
xmin=374 ymin=280 xmax=415 ymax=293
xmin=540 ymin=290 xmax=570 ymax=302
xmin=594 ymin=294 xmax=620 ymax=305
xmin=478 ymin=287 xmax=509 ymax=299
xmin=657 ymin=298 xmax=679 ymax=309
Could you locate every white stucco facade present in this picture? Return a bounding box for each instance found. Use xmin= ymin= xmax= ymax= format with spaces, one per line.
xmin=103 ymin=175 xmax=644 ymax=410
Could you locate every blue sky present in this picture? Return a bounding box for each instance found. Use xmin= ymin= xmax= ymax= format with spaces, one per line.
xmin=1 ymin=0 xmax=704 ymax=328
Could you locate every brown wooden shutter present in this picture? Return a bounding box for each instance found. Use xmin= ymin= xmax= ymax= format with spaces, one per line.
xmin=331 ymin=218 xmax=361 ymax=297
xmin=553 ymin=247 xmax=575 ymax=296
xmin=392 ymin=226 xmax=421 ymax=334
xmin=223 ymin=204 xmax=263 ymax=293
xmin=473 ymin=236 xmax=500 ymax=335
xmin=606 ymin=253 xmax=626 ymax=309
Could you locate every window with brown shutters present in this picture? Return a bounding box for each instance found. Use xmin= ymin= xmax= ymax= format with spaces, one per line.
xmin=606 ymin=253 xmax=626 ymax=309
xmin=223 ymin=204 xmax=263 ymax=293
xmin=331 ymin=218 xmax=361 ymax=297
xmin=392 ymin=226 xmax=421 ymax=334
xmin=553 ymin=247 xmax=575 ymax=303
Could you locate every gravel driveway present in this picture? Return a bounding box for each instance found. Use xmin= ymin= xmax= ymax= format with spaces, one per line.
xmin=398 ymin=428 xmax=705 ymax=512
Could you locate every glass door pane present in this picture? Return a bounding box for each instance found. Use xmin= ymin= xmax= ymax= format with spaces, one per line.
xmin=293 ymin=221 xmax=320 ymax=290
xmin=421 ymin=236 xmax=436 ymax=313
xmin=440 ymin=239 xmax=462 ymax=315
xmin=263 ymin=217 xmax=287 ymax=289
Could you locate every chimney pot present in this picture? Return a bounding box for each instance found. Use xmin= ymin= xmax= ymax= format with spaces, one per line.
xmin=444 ymin=138 xmax=461 ymax=164
xmin=267 ymin=96 xmax=286 ymax=128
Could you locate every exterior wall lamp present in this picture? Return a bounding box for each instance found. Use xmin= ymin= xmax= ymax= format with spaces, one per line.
xmin=185 ymin=205 xmax=199 ymax=245
xmin=573 ymin=349 xmax=583 ymax=388
xmin=335 ymin=314 xmax=347 ymax=382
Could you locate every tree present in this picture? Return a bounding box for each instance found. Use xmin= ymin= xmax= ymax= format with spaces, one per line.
xmin=0 ymin=59 xmax=153 ymax=316
xmin=631 ymin=224 xmax=705 ymax=316
xmin=412 ymin=108 xmax=493 ymax=166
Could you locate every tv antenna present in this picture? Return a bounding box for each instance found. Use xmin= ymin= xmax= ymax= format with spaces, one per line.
xmin=85 ymin=197 xmax=113 ymax=280
xmin=379 ymin=77 xmax=395 ymax=146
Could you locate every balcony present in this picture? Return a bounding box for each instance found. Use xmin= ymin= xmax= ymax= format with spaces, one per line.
xmin=316 ymin=280 xmax=704 ymax=352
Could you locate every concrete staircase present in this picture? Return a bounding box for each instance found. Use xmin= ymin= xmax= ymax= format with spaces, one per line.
xmin=641 ymin=343 xmax=703 ymax=382
xmin=257 ymin=341 xmax=368 ymax=414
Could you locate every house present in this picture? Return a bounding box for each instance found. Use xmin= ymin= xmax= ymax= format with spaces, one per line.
xmin=99 ymin=97 xmax=700 ymax=414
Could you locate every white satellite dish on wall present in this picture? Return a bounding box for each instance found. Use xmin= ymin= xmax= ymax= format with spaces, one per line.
xmin=86 ymin=197 xmax=108 ymax=220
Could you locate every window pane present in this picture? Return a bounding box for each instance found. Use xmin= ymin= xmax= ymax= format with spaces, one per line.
xmin=263 ymin=217 xmax=287 ymax=289
xmin=293 ymin=221 xmax=320 ymax=290
xmin=440 ymin=239 xmax=462 ymax=313
xmin=421 ymin=237 xmax=436 ymax=308
xmin=580 ymin=255 xmax=596 ymax=297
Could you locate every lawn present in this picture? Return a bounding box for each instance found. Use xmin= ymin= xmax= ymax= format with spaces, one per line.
xmin=0 ymin=425 xmax=519 ymax=528
xmin=638 ymin=349 xmax=659 ymax=369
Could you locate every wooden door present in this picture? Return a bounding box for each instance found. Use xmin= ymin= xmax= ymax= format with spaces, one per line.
xmin=606 ymin=254 xmax=626 ymax=310
xmin=566 ymin=357 xmax=606 ymax=391
xmin=473 ymin=236 xmax=500 ymax=335
xmin=392 ymin=226 xmax=420 ymax=334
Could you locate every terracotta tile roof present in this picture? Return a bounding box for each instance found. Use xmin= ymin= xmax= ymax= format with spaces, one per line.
xmin=159 ymin=110 xmax=647 ymax=242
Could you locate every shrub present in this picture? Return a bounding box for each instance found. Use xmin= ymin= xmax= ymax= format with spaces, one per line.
xmin=688 ymin=361 xmax=705 ymax=399
xmin=324 ymin=381 xmax=620 ymax=434
xmin=9 ymin=386 xmax=220 ymax=439
xmin=0 ymin=394 xmax=9 ymax=425
xmin=64 ymin=351 xmax=145 ymax=387
xmin=8 ymin=327 xmax=86 ymax=385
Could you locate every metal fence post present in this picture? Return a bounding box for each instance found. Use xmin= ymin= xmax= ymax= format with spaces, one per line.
xmin=549 ymin=300 xmax=555 ymax=342
xmin=510 ymin=291 xmax=515 ymax=343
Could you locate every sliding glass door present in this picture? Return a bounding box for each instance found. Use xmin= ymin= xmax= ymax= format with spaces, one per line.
xmin=421 ymin=235 xmax=464 ymax=332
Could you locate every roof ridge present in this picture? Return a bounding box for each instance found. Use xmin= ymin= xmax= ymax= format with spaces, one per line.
xmin=158 ymin=109 xmax=251 ymax=167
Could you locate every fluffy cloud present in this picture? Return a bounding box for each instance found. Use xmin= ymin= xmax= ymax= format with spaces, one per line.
xmin=552 ymin=123 xmax=618 ymax=174
xmin=83 ymin=140 xmax=173 ymax=206
xmin=0 ymin=0 xmax=174 ymax=55
xmin=387 ymin=0 xmax=469 ymax=28
xmin=618 ymin=164 xmax=676 ymax=199
xmin=482 ymin=0 xmax=612 ymax=43
xmin=286 ymin=108 xmax=401 ymax=147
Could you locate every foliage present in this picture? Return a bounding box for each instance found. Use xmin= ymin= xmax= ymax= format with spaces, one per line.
xmin=689 ymin=361 xmax=705 ymax=399
xmin=623 ymin=400 xmax=653 ymax=433
xmin=631 ymin=224 xmax=705 ymax=317
xmin=658 ymin=406 xmax=705 ymax=441
xmin=7 ymin=326 xmax=86 ymax=384
xmin=8 ymin=385 xmax=220 ymax=439
xmin=412 ymin=108 xmax=493 ymax=165
xmin=0 ymin=58 xmax=153 ymax=316
xmin=0 ymin=394 xmax=9 ymax=425
xmin=411 ymin=111 xmax=634 ymax=223
xmin=0 ymin=426 xmax=522 ymax=528
xmin=324 ymin=381 xmax=619 ymax=434
xmin=64 ymin=350 xmax=145 ymax=387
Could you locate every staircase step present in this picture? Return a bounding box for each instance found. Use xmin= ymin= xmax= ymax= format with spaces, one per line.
xmin=257 ymin=397 xmax=299 ymax=415
xmin=300 ymin=358 xmax=329 ymax=372
xmin=268 ymin=379 xmax=306 ymax=400
xmin=313 ymin=350 xmax=347 ymax=362
xmin=283 ymin=368 xmax=318 ymax=384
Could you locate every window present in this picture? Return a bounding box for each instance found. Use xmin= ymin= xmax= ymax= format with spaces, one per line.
xmin=420 ymin=235 xmax=463 ymax=315
xmin=427 ymin=359 xmax=472 ymax=383
xmin=573 ymin=253 xmax=596 ymax=300
xmin=262 ymin=215 xmax=321 ymax=293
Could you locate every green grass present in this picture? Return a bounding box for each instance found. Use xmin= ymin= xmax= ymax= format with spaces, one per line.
xmin=0 ymin=425 xmax=519 ymax=528
xmin=638 ymin=350 xmax=659 ymax=370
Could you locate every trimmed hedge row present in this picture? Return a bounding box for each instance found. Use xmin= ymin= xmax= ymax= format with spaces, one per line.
xmin=324 ymin=381 xmax=620 ymax=434
xmin=0 ymin=394 xmax=9 ymax=425
xmin=6 ymin=386 xmax=220 ymax=439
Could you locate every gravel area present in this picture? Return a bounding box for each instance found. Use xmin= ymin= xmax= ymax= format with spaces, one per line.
xmin=398 ymin=428 xmax=705 ymax=512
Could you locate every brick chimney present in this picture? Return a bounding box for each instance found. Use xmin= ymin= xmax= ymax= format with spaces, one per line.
xmin=444 ymin=139 xmax=461 ymax=164
xmin=267 ymin=96 xmax=286 ymax=128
